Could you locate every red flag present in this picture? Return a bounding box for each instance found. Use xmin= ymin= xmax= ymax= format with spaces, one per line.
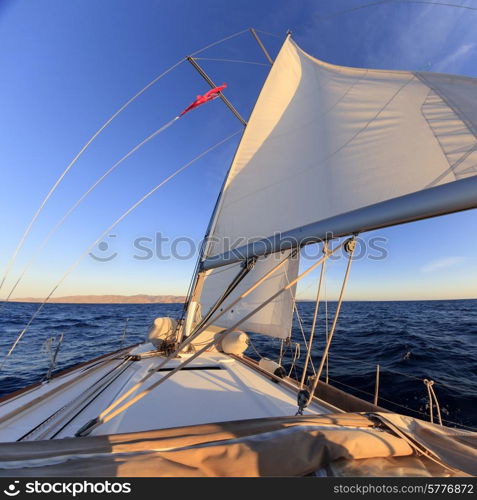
xmin=179 ymin=83 xmax=227 ymax=117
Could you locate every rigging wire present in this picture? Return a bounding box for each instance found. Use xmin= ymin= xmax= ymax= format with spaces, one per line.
xmin=254 ymin=29 xmax=283 ymax=39
xmin=278 ymin=338 xmax=285 ymax=365
xmin=329 ymin=351 xmax=464 ymax=390
xmin=288 ymin=343 xmax=301 ymax=378
xmin=291 ymin=300 xmax=305 ymax=343
xmin=2 ymin=116 xmax=180 ymax=305
xmin=284 ymin=265 xmax=317 ymax=375
xmin=315 ymin=1 xmax=477 ymax=24
xmin=311 ymin=345 xmax=472 ymax=430
xmin=194 ymin=57 xmax=269 ymax=66
xmin=318 ymin=350 xmax=473 ymax=429
xmin=299 ymin=243 xmax=328 ymax=389
xmin=324 ymin=257 xmax=329 ymax=384
xmin=305 ymin=238 xmax=356 ymax=406
xmin=189 ymin=29 xmax=251 ymax=58
xmin=0 ymin=130 xmax=241 ymax=371
xmin=292 ymin=303 xmax=313 ymax=362
xmin=247 ymin=337 xmax=264 ymax=360
xmin=251 ymin=3 xmax=477 ymax=40
xmin=326 ymin=376 xmax=476 ymax=431
xmin=0 ymin=28 xmax=250 ymax=296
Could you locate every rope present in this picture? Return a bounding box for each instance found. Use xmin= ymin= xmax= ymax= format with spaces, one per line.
xmin=281 ymin=339 xmax=293 ymax=367
xmin=0 ymin=28 xmax=250 ymax=296
xmin=425 ymin=378 xmax=434 ymax=424
xmin=41 ymin=332 xmax=64 ymax=382
xmin=284 ymin=265 xmax=317 ymax=376
xmin=288 ymin=342 xmax=301 ymax=378
xmin=324 ymin=259 xmax=329 ymax=384
xmin=0 ymin=352 xmax=130 ymax=428
xmin=293 ymin=303 xmax=308 ymax=349
xmin=0 ymin=131 xmax=241 ymax=371
xmin=22 ymin=357 xmax=134 ymax=441
xmin=247 ymin=337 xmax=263 ymax=360
xmin=120 ymin=318 xmax=129 ymax=347
xmin=424 ymin=378 xmax=443 ymax=426
xmin=194 ymin=292 xmax=305 ymax=370
xmin=306 ymin=238 xmax=356 ymax=406
xmin=0 ymin=63 xmax=182 ymax=296
xmin=278 ymin=338 xmax=285 ymax=365
xmin=291 ymin=305 xmax=316 ymax=380
xmin=186 ymin=259 xmax=258 ymax=342
xmin=300 ymin=242 xmax=328 ymax=389
xmin=328 ymin=376 xmax=437 ymax=421
xmin=430 ymin=381 xmax=443 ymax=426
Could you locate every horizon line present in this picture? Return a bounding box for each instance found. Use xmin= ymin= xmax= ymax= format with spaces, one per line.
xmin=4 ymin=294 xmax=476 ymax=304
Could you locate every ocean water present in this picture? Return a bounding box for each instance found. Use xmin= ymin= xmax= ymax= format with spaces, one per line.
xmin=0 ymin=300 xmax=476 ymax=430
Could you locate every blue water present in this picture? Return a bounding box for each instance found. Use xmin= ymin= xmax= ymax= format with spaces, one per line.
xmin=0 ymin=300 xmax=476 ymax=429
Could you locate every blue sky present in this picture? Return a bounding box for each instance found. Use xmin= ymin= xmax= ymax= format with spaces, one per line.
xmin=0 ymin=0 xmax=476 ymax=301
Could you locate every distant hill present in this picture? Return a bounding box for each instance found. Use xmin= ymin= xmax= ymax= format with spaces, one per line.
xmin=11 ymin=294 xmax=186 ymax=304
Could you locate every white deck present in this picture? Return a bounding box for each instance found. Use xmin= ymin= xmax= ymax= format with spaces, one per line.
xmin=0 ymin=343 xmax=334 ymax=442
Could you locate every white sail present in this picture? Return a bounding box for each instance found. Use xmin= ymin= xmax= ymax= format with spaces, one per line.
xmin=197 ymin=252 xmax=299 ymax=339
xmin=203 ymin=36 xmax=477 ymax=263
xmin=195 ymin=35 xmax=477 ymax=336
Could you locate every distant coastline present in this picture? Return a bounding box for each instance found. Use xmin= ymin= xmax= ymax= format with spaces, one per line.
xmin=10 ymin=295 xmax=186 ymax=304
xmin=7 ymin=295 xmax=475 ymax=304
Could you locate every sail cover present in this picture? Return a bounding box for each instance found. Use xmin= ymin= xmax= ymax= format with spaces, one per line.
xmin=195 ymin=36 xmax=477 ymax=337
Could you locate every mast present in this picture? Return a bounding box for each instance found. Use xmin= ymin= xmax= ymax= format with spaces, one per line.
xmin=249 ymin=28 xmax=274 ymax=65
xmin=180 ymin=30 xmax=285 ymax=339
xmin=186 ymin=57 xmax=247 ymax=126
